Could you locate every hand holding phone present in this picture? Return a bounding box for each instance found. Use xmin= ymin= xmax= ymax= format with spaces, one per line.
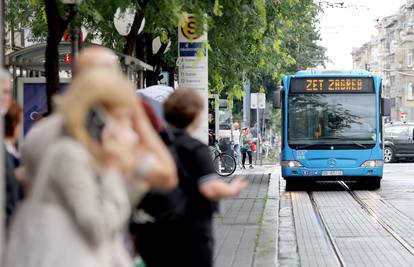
xmin=85 ymin=105 xmax=106 ymax=142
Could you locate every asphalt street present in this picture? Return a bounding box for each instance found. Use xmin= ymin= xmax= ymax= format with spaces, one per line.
xmin=279 ymin=163 xmax=414 ymax=267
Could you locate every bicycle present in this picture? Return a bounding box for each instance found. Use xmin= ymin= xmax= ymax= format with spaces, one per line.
xmin=210 ymin=140 xmax=237 ymax=177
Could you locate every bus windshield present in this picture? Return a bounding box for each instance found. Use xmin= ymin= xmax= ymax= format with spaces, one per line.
xmin=288 ymin=94 xmax=377 ymax=148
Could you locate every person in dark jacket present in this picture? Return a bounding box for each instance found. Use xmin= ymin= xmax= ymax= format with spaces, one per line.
xmin=137 ymin=88 xmax=247 ymax=267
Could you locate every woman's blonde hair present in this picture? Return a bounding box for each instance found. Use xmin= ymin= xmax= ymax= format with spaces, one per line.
xmin=57 ymin=69 xmax=138 ymax=161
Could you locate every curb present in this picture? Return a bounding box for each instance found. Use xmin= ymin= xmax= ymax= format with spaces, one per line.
xmin=253 ymin=167 xmax=280 ymax=267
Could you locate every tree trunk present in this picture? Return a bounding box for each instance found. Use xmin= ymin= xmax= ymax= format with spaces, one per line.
xmin=123 ymin=0 xmax=149 ymax=56
xmin=144 ymin=33 xmax=156 ymax=86
xmin=135 ymin=33 xmax=145 ymax=61
xmin=145 ymin=32 xmax=169 ymax=86
xmin=44 ymin=0 xmax=75 ymax=115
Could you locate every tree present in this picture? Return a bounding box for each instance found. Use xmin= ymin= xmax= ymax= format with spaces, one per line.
xmin=44 ymin=1 xmax=77 ymax=114
xmin=6 ymin=0 xmax=77 ymax=113
xmin=82 ymin=0 xmax=211 ymax=86
xmin=6 ymin=0 xmax=327 ymax=110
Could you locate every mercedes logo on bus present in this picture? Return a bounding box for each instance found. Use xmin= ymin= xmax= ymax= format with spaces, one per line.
xmin=328 ymin=158 xmax=336 ymax=167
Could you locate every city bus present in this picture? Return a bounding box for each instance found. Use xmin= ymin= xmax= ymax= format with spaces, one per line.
xmin=276 ymin=70 xmax=390 ymax=189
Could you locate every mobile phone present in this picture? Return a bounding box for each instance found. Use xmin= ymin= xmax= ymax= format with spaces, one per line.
xmin=85 ymin=105 xmax=106 ymax=142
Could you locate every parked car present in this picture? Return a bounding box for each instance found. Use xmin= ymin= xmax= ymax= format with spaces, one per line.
xmin=384 ymin=122 xmax=414 ymax=163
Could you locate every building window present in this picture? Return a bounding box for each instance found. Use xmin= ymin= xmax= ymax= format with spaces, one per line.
xmin=407 ymin=82 xmax=414 ymax=100
xmin=408 ymin=52 xmax=413 ymax=67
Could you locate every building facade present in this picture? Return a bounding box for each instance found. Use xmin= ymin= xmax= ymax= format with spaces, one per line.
xmin=352 ymin=1 xmax=414 ymax=122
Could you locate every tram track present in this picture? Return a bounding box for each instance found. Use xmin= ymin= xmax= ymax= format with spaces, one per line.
xmin=285 ymin=176 xmax=414 ymax=266
xmin=305 ymin=181 xmax=414 ymax=267
xmin=307 ymin=191 xmax=347 ymax=267
xmin=338 ymin=181 xmax=414 ymax=256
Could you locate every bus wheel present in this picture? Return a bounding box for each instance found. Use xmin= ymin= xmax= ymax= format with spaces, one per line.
xmin=383 ymin=146 xmax=395 ymax=163
xmin=365 ymin=177 xmax=381 ymax=190
xmin=285 ymin=180 xmax=302 ymax=191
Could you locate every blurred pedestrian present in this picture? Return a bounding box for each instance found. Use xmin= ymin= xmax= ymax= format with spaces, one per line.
xmin=0 ymin=69 xmax=22 ymax=227
xmin=251 ymin=123 xmax=257 ymax=138
xmin=241 ymin=127 xmax=254 ymax=169
xmin=21 ymin=47 xmax=121 ymax=183
xmin=4 ymin=100 xmax=26 ymax=195
xmin=4 ymin=69 xmax=176 ymax=267
xmin=0 ymin=69 xmax=12 ymax=114
xmin=232 ymin=122 xmax=241 ymax=168
xmin=136 ymin=88 xmax=247 ymax=267
xmin=5 ymin=100 xmax=22 ymax=167
xmin=129 ymin=100 xmax=189 ymax=267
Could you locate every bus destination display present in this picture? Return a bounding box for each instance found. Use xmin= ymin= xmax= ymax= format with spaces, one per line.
xmin=290 ymin=77 xmax=374 ymax=94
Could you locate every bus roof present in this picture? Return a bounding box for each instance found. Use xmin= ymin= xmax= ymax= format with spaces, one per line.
xmin=294 ymin=69 xmax=373 ymax=76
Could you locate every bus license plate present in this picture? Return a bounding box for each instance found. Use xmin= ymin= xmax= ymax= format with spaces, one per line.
xmin=322 ymin=170 xmax=343 ymax=176
xmin=303 ymin=170 xmax=318 ymax=176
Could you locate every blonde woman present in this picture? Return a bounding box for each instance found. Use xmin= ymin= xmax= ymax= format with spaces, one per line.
xmin=5 ymin=69 xmax=176 ymax=267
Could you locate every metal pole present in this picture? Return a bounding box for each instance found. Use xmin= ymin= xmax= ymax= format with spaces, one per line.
xmin=260 ymin=107 xmax=265 ymax=166
xmin=243 ymin=74 xmax=250 ymax=127
xmin=0 ymin=0 xmax=5 ymax=262
xmin=256 ymin=95 xmax=260 ymax=165
xmin=215 ymin=94 xmax=219 ymax=139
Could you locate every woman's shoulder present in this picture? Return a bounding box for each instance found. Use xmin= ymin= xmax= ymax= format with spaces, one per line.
xmin=47 ymin=137 xmax=91 ymax=161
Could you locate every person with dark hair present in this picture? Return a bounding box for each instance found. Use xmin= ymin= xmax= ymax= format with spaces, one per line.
xmin=130 ymin=99 xmax=188 ymax=267
xmin=4 ymin=100 xmax=25 ymax=200
xmin=138 ymin=88 xmax=247 ymax=267
xmin=1 ymin=70 xmax=22 ymax=227
xmin=5 ymin=100 xmax=23 ymax=166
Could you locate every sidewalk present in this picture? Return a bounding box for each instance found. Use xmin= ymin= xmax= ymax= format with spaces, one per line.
xmin=213 ymin=166 xmax=279 ymax=267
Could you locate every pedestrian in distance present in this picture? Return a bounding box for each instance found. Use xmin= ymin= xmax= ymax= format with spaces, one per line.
xmin=4 ymin=69 xmax=177 ymax=267
xmin=241 ymin=127 xmax=254 ymax=169
xmin=251 ymin=123 xmax=258 ymax=138
xmin=137 ymin=88 xmax=247 ymax=267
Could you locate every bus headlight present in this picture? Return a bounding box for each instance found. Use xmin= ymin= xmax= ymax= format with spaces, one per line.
xmin=361 ymin=160 xmax=384 ymax=167
xmin=281 ymin=160 xmax=303 ymax=167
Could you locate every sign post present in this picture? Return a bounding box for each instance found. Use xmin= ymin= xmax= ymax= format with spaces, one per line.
xmin=243 ymin=74 xmax=250 ymax=127
xmin=178 ymin=13 xmax=208 ymax=143
xmin=251 ymin=93 xmax=265 ymax=165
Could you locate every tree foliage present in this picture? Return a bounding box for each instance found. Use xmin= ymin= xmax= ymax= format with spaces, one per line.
xmin=6 ymin=0 xmax=327 ymax=105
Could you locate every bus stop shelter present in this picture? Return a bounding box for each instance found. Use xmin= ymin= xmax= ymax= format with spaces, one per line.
xmin=4 ymin=42 xmax=154 ymax=140
xmin=5 ymin=42 xmax=153 ymax=92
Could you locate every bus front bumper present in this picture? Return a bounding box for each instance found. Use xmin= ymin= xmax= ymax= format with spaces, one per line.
xmin=281 ymin=166 xmax=383 ymax=180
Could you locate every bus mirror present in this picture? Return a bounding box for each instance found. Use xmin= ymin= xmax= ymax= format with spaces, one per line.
xmin=273 ymin=89 xmax=282 ymax=109
xmin=381 ymin=98 xmax=391 ymax=117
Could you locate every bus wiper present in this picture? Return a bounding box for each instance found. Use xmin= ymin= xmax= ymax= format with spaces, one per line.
xmin=319 ymin=136 xmax=367 ymax=149
xmin=295 ymin=144 xmax=322 ymax=149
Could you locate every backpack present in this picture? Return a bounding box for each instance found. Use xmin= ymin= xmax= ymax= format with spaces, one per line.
xmin=130 ymin=129 xmax=189 ymax=226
